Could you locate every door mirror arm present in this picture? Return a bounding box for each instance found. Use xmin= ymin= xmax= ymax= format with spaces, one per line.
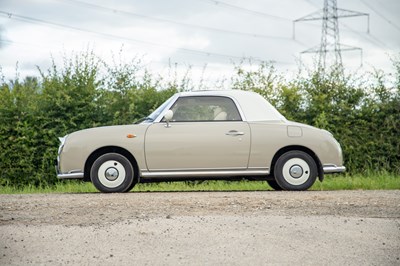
xmin=163 ymin=110 xmax=173 ymax=128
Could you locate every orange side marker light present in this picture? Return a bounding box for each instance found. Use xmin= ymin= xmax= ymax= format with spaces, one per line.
xmin=127 ymin=134 xmax=136 ymax=138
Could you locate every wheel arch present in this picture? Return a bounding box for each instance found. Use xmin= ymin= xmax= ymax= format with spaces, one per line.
xmin=84 ymin=146 xmax=139 ymax=183
xmin=270 ymin=145 xmax=324 ymax=182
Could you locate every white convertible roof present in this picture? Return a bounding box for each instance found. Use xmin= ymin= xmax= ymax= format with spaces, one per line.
xmin=178 ymin=90 xmax=286 ymax=122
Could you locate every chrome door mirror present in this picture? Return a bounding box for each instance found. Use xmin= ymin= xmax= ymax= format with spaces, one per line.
xmin=164 ymin=110 xmax=173 ymax=128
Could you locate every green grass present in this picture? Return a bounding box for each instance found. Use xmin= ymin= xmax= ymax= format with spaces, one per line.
xmin=0 ymin=172 xmax=399 ymax=194
xmin=311 ymin=172 xmax=400 ymax=190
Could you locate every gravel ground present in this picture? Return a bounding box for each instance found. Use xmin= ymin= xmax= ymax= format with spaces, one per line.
xmin=0 ymin=190 xmax=399 ymax=265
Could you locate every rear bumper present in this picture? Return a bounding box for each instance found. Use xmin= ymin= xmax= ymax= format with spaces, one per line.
xmin=323 ymin=164 xmax=346 ymax=174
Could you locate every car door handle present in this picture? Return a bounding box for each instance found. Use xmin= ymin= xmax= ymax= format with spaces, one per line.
xmin=225 ymin=130 xmax=245 ymax=136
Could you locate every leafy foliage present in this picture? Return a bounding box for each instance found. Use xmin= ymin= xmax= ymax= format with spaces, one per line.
xmin=232 ymin=61 xmax=400 ymax=174
xmin=0 ymin=54 xmax=399 ymax=187
xmin=0 ymin=54 xmax=177 ymax=187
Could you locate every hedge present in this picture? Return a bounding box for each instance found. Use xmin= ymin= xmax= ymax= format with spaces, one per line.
xmin=0 ymin=54 xmax=399 ymax=186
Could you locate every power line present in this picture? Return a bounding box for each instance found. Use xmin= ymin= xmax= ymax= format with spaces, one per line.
xmin=0 ymin=40 xmax=286 ymax=73
xmin=305 ymin=0 xmax=399 ymax=36
xmin=0 ymin=39 xmax=53 ymax=49
xmin=360 ymin=0 xmax=400 ymax=33
xmin=301 ymin=0 xmax=389 ymax=51
xmin=0 ymin=10 xmax=280 ymax=63
xmin=303 ymin=0 xmax=318 ymax=8
xmin=195 ymin=0 xmax=290 ymax=21
xmin=55 ymin=0 xmax=291 ymax=40
xmin=339 ymin=21 xmax=389 ymax=50
xmin=0 ymin=39 xmax=240 ymax=71
xmin=294 ymin=0 xmax=368 ymax=73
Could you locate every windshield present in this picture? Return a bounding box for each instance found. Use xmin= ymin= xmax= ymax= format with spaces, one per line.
xmin=135 ymin=95 xmax=175 ymax=124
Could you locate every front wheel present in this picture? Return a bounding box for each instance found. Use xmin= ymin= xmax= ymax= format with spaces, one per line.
xmin=274 ymin=151 xmax=317 ymax=191
xmin=90 ymin=153 xmax=135 ymax=193
xmin=266 ymin=180 xmax=283 ymax=191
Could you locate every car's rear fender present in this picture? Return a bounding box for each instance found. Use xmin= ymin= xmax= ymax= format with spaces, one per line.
xmin=269 ymin=145 xmax=324 ymax=182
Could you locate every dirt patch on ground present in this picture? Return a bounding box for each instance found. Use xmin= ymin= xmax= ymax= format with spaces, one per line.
xmin=1 ymin=190 xmax=399 ymax=265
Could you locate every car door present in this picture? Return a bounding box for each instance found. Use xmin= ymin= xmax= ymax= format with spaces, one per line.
xmin=144 ymin=96 xmax=251 ymax=171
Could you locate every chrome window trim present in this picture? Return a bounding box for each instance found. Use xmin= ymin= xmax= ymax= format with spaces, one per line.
xmin=153 ymin=94 xmax=247 ymax=123
xmin=154 ymin=93 xmax=180 ymax=123
xmin=229 ymin=95 xmax=247 ymax=121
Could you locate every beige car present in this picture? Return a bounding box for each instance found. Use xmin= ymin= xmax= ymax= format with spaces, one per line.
xmin=56 ymin=90 xmax=345 ymax=192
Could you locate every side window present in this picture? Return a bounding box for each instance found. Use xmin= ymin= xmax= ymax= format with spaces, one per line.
xmin=170 ymin=96 xmax=241 ymax=122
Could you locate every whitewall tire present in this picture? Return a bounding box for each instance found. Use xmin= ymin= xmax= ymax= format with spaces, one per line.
xmin=90 ymin=153 xmax=135 ymax=193
xmin=273 ymin=151 xmax=318 ymax=191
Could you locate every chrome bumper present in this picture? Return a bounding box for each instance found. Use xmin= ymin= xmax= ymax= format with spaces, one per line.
xmin=57 ymin=171 xmax=84 ymax=179
xmin=323 ymin=165 xmax=346 ymax=174
xmin=55 ymin=134 xmax=84 ymax=179
xmin=55 ymin=159 xmax=84 ymax=179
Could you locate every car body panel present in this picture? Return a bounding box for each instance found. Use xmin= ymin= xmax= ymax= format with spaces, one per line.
xmin=247 ymin=121 xmax=343 ymax=169
xmin=144 ymin=121 xmax=251 ymax=170
xmin=56 ymin=90 xmax=345 ymax=182
xmin=58 ymin=124 xmax=149 ymax=175
xmin=152 ymin=90 xmax=285 ymax=123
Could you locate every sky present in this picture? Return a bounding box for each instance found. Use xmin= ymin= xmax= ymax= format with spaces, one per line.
xmin=0 ymin=0 xmax=399 ymax=87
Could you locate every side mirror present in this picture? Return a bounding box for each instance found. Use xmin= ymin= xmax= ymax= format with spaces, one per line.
xmin=163 ymin=110 xmax=173 ymax=128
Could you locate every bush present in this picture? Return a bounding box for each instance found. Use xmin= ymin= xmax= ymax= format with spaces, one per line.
xmin=0 ymin=54 xmax=399 ymax=187
xmin=0 ymin=54 xmax=177 ymax=186
xmin=232 ymin=62 xmax=400 ymax=174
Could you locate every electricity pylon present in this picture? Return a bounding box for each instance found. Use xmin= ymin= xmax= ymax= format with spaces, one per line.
xmin=293 ymin=0 xmax=369 ymax=73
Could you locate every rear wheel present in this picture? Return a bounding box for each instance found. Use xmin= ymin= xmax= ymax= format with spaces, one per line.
xmin=90 ymin=153 xmax=135 ymax=193
xmin=274 ymin=151 xmax=317 ymax=191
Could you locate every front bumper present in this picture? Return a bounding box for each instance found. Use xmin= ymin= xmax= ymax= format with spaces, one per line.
xmin=323 ymin=164 xmax=346 ymax=174
xmin=56 ymin=135 xmax=85 ymax=179
xmin=57 ymin=171 xmax=84 ymax=179
xmin=55 ymin=160 xmax=84 ymax=179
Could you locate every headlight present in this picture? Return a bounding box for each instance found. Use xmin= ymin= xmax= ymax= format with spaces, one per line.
xmin=58 ymin=135 xmax=68 ymax=155
xmin=56 ymin=135 xmax=68 ymax=174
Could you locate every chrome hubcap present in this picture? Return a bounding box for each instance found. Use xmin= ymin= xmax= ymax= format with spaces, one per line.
xmin=289 ymin=165 xmax=303 ymax=178
xmin=105 ymin=167 xmax=119 ymax=181
xmin=282 ymin=158 xmax=311 ymax=186
xmin=98 ymin=160 xmax=126 ymax=188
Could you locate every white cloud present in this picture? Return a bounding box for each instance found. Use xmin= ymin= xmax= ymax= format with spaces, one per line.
xmin=0 ymin=0 xmax=399 ymax=83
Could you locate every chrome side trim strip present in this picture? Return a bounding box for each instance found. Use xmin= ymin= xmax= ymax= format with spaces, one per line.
xmin=57 ymin=172 xmax=84 ymax=179
xmin=323 ymin=165 xmax=346 ymax=174
xmin=144 ymin=167 xmax=246 ymax=172
xmin=141 ymin=169 xmax=269 ymax=178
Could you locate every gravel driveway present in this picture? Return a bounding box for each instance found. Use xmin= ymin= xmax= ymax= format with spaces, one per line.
xmin=1 ymin=190 xmax=399 ymax=265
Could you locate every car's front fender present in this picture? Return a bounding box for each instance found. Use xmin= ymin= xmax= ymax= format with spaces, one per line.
xmin=57 ymin=124 xmax=149 ymax=179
